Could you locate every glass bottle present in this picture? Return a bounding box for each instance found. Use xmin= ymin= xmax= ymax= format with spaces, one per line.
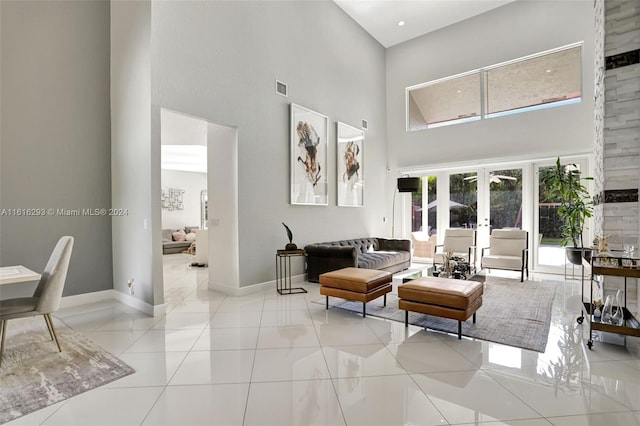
xmin=611 ymin=290 xmax=624 ymax=326
xmin=601 ymin=295 xmax=613 ymax=324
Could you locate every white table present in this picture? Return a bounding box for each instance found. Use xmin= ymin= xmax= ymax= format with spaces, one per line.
xmin=0 ymin=265 xmax=41 ymax=285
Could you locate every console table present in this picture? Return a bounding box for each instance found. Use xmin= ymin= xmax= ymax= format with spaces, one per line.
xmin=275 ymin=250 xmax=307 ymax=295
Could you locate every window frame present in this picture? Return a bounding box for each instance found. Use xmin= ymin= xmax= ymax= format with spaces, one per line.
xmin=405 ymin=42 xmax=583 ymax=132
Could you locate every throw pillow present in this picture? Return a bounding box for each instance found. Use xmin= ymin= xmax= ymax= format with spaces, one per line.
xmin=185 ymin=232 xmax=196 ymax=241
xmin=172 ymin=230 xmax=186 ymax=242
xmin=367 ymin=244 xmax=375 ymax=253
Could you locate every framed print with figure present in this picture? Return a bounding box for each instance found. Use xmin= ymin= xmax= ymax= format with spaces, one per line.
xmin=290 ymin=103 xmax=328 ymax=205
xmin=337 ymin=122 xmax=364 ymax=207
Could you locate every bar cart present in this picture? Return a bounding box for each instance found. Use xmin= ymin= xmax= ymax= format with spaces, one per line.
xmin=577 ymin=254 xmax=640 ymax=349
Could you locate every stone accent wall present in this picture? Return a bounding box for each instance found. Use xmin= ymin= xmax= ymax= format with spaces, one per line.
xmin=602 ymin=0 xmax=639 ymax=250
xmin=593 ymin=0 xmax=605 ymax=237
xmin=596 ymin=0 xmax=640 ymax=312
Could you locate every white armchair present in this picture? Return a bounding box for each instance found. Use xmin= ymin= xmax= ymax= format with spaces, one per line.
xmin=433 ymin=228 xmax=476 ymax=271
xmin=411 ymin=231 xmax=436 ymax=258
xmin=481 ymin=229 xmax=528 ymax=282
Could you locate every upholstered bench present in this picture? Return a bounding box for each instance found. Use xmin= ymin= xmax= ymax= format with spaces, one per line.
xmin=319 ymin=267 xmax=392 ymax=317
xmin=398 ymin=277 xmax=483 ymax=339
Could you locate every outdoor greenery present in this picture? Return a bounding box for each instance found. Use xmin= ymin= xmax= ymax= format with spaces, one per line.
xmin=412 ymin=172 xmax=524 ymax=233
xmin=541 ymin=157 xmax=593 ymax=248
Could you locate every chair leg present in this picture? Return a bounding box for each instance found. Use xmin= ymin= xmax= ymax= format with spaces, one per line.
xmin=45 ymin=314 xmax=62 ymax=352
xmin=43 ymin=314 xmax=55 ymax=341
xmin=0 ymin=320 xmax=6 ymax=367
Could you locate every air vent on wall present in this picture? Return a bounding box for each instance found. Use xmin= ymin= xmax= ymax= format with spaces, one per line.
xmin=275 ymin=80 xmax=288 ymax=97
xmin=361 ymin=119 xmax=368 ymax=130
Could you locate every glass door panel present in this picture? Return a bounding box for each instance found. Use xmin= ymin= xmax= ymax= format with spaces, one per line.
xmin=449 ymin=172 xmax=477 ymax=228
xmin=489 ymin=169 xmax=523 ymax=231
xmin=476 ymin=167 xmax=524 ymax=257
xmin=536 ymin=163 xmax=567 ymax=270
xmin=411 ymin=176 xmax=437 ymax=262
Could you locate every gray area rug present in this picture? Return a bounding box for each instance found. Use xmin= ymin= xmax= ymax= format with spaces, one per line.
xmin=0 ymin=317 xmax=135 ymax=424
xmin=317 ymin=275 xmax=558 ymax=353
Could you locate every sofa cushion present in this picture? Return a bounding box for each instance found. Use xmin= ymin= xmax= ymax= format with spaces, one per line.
xmin=162 ymin=229 xmax=173 ymax=243
xmin=172 ymin=230 xmax=187 ymax=242
xmin=482 ymin=254 xmax=523 ymax=270
xmin=358 ymin=250 xmax=410 ymax=270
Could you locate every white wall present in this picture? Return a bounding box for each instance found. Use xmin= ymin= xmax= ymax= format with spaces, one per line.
xmin=150 ymin=1 xmax=388 ymax=288
xmin=207 ymin=123 xmax=240 ymax=291
xmin=386 ymin=1 xmax=596 ymax=171
xmin=111 ymin=0 xmax=158 ymax=305
xmin=160 ymin=169 xmax=206 ymax=230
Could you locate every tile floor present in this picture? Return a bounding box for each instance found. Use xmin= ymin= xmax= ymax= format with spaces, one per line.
xmin=6 ymin=254 xmax=640 ymax=425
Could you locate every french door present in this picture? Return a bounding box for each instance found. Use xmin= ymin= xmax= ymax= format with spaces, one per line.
xmin=412 ymin=164 xmax=526 ymax=268
xmin=447 ymin=167 xmax=524 ymax=254
xmin=410 ymin=156 xmax=590 ymax=274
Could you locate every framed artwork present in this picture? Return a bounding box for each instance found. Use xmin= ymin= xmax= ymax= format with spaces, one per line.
xmin=290 ymin=103 xmax=328 ymax=205
xmin=337 ymin=122 xmax=364 ymax=207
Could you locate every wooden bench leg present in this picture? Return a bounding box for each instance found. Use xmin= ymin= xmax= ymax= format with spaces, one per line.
xmin=405 ymin=310 xmax=408 ymax=327
xmin=383 ymin=293 xmax=387 ymax=306
xmin=458 ymin=321 xmax=462 ymax=339
xmin=326 ymin=295 xmax=329 ymax=310
xmin=363 ymin=302 xmax=366 ymax=318
xmin=473 ymin=313 xmax=476 ymax=323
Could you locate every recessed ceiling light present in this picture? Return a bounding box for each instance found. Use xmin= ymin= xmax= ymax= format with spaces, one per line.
xmin=546 ymin=69 xmax=552 ymax=73
xmin=397 ymin=21 xmax=405 ymax=26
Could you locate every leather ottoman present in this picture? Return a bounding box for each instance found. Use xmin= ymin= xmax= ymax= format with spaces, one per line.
xmin=398 ymin=277 xmax=483 ymax=339
xmin=319 ymin=267 xmax=392 ymax=317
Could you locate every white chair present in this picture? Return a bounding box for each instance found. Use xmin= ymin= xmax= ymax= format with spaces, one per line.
xmin=411 ymin=231 xmax=436 ymax=258
xmin=481 ymin=229 xmax=528 ymax=281
xmin=0 ymin=236 xmax=74 ymax=366
xmin=433 ymin=228 xmax=477 ymax=271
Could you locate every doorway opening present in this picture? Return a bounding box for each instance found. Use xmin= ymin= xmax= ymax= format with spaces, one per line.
xmin=160 ymin=109 xmax=209 ymax=303
xmin=158 ymin=108 xmax=239 ymax=308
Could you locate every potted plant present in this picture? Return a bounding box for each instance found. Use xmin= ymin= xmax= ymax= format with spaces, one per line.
xmin=543 ymin=157 xmax=593 ymax=265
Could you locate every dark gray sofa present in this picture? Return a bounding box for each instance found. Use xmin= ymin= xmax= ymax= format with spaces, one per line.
xmin=304 ymin=237 xmax=411 ymax=283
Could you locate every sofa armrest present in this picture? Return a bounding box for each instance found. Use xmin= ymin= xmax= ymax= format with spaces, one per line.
xmin=377 ymin=238 xmax=411 ymax=252
xmin=304 ymin=244 xmax=358 ymax=283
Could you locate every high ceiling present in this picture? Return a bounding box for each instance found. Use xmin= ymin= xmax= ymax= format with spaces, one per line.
xmin=333 ymin=0 xmax=519 ymax=48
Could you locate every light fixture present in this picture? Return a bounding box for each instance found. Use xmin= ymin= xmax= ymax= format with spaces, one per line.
xmin=392 ymin=176 xmax=420 ymax=238
xmin=397 ymin=21 xmax=405 ymax=26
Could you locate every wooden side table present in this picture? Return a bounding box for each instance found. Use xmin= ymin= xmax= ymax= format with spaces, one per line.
xmin=276 ymin=249 xmax=307 ymax=295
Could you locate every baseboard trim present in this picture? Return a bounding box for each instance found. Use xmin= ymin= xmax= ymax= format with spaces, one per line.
xmin=59 ymin=274 xmax=307 ymax=316
xmin=209 ymin=273 xmax=308 ymax=296
xmin=60 ymin=290 xmax=166 ymax=317
xmin=111 ymin=290 xmax=166 ymax=317
xmin=60 ymin=290 xmax=114 ymax=309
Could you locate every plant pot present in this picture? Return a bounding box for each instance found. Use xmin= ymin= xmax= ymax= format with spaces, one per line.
xmin=566 ymin=247 xmax=592 ymax=265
